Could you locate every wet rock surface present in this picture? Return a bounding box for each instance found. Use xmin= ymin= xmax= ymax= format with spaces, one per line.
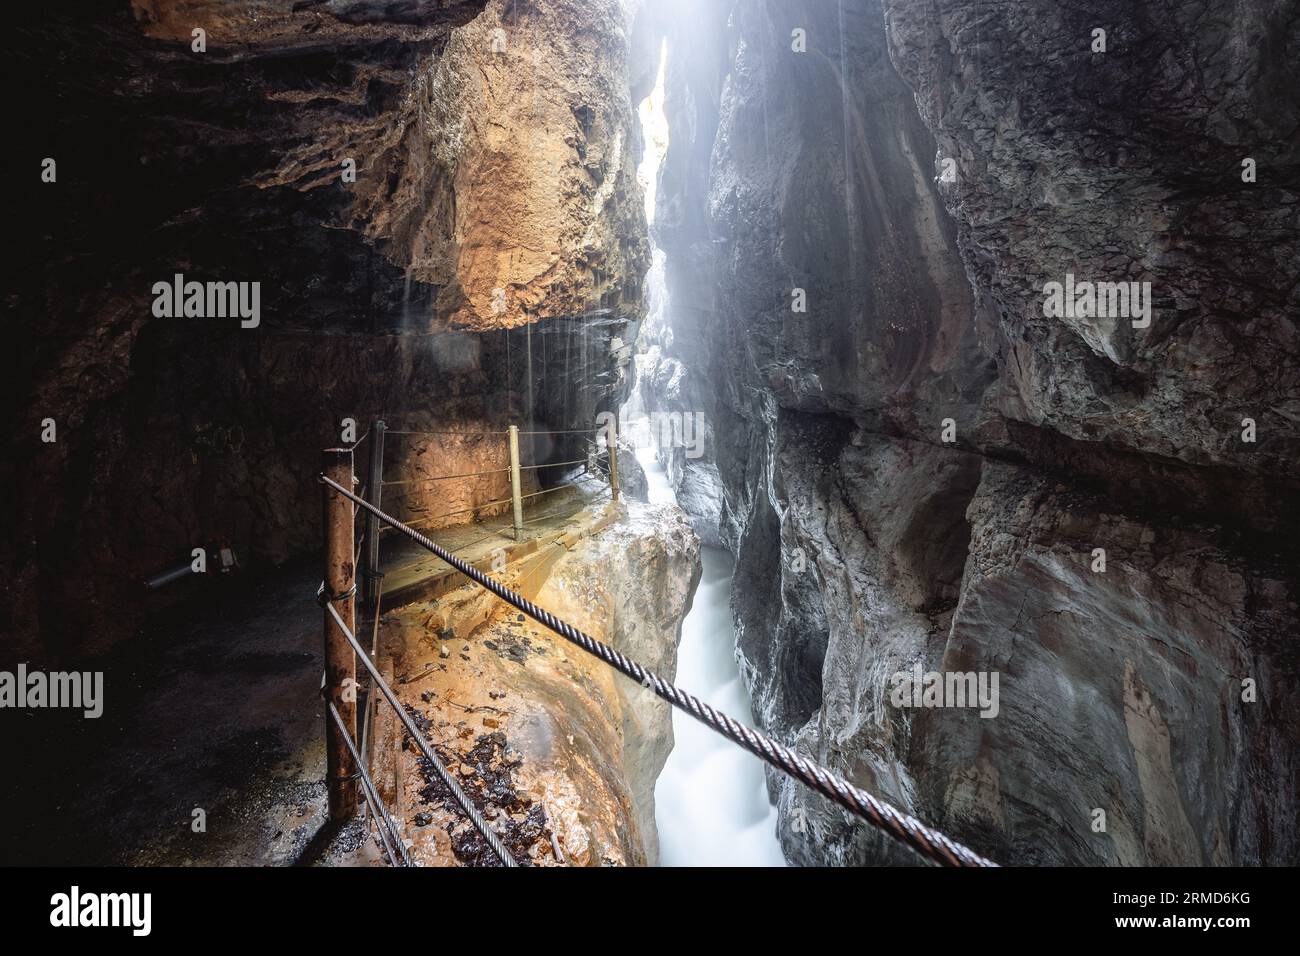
xmin=380 ymin=499 xmax=700 ymax=866
xmin=644 ymin=0 xmax=1299 ymax=865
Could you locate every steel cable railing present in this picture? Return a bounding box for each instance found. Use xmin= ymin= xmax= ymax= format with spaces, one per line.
xmin=402 ymin=494 xmax=516 ymax=531
xmin=319 ymin=473 xmax=996 ymax=869
xmin=381 ymin=483 xmax=610 ymax=583
xmin=375 ymin=424 xmax=607 ymax=537
xmin=322 ymin=598 xmax=518 ymax=867
xmin=385 ymin=428 xmax=510 ymax=437
xmin=397 ymin=482 xmax=586 ymax=534
xmin=326 ymin=699 xmax=412 ymax=867
xmin=517 ymin=428 xmax=594 ymax=436
xmin=382 ymin=467 xmax=511 ymax=488
xmin=520 ymin=458 xmax=589 ymax=471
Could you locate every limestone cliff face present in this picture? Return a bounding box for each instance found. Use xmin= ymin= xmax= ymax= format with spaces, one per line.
xmin=129 ymin=0 xmax=650 ymax=334
xmin=372 ymin=0 xmax=649 ymax=331
xmin=646 ymin=0 xmax=1299 ymax=866
xmin=9 ymin=0 xmax=647 ymax=657
xmin=379 ymin=499 xmax=700 ymax=866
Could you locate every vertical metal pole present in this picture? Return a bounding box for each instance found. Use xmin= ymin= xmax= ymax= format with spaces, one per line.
xmin=322 ymin=448 xmax=359 ymax=821
xmin=508 ymin=424 xmax=524 ymax=541
xmin=607 ymin=421 xmax=621 ymax=501
xmin=364 ymin=419 xmax=386 ymax=607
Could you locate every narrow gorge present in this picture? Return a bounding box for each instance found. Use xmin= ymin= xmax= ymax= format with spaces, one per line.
xmin=5 ymin=0 xmax=1297 ymax=880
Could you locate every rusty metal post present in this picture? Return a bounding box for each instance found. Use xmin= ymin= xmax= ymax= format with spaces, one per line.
xmin=508 ymin=424 xmax=524 ymax=541
xmin=606 ymin=421 xmax=621 ymax=501
xmin=322 ymin=448 xmax=359 ymax=820
xmin=363 ymin=419 xmax=386 ymax=607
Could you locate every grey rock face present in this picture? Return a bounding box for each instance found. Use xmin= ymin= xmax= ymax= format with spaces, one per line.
xmin=919 ymin=462 xmax=1298 ymax=865
xmin=613 ymin=437 xmax=651 ymax=504
xmin=668 ymin=454 xmax=726 ymax=549
xmin=645 ymin=0 xmax=996 ymax=861
xmin=647 ymin=0 xmax=1300 ymax=866
xmin=559 ymin=500 xmax=703 ymax=865
xmin=883 ymin=0 xmax=1300 ymax=474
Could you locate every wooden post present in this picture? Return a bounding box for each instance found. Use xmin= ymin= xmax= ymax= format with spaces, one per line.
xmin=607 ymin=421 xmax=621 ymax=501
xmin=363 ymin=419 xmax=386 ymax=607
xmin=322 ymin=448 xmax=359 ymax=821
xmin=508 ymin=424 xmax=524 ymax=541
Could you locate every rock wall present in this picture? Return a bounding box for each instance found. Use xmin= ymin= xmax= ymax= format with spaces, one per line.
xmin=8 ymin=0 xmax=648 ymax=657
xmin=645 ymin=0 xmax=1299 ymax=865
xmin=877 ymin=0 xmax=1300 ymax=867
xmin=885 ymin=0 xmax=1300 ymax=473
xmin=381 ymin=498 xmax=700 ymax=866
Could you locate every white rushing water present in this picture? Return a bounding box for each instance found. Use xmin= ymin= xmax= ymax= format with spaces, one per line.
xmin=634 ymin=37 xmax=784 ymax=867
xmin=642 ymin=449 xmax=786 ymax=866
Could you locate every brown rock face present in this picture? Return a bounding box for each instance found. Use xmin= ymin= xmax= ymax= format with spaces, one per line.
xmin=224 ymin=0 xmax=652 ymax=332
xmin=351 ymin=0 xmax=651 ymax=331
xmin=378 ymin=499 xmax=700 ymax=866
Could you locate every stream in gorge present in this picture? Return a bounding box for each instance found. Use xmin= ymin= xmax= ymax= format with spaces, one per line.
xmin=634 ymin=37 xmax=783 ymax=867
xmin=642 ymin=448 xmax=786 ymax=866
